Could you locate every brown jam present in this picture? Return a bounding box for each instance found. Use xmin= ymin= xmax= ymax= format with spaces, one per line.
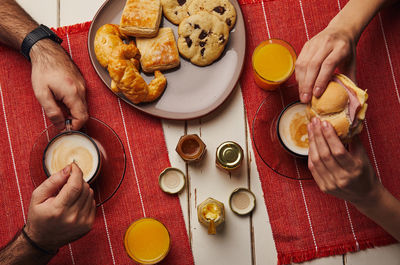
xmin=181 ymin=138 xmax=200 ymax=156
xmin=176 ymin=134 xmax=206 ymax=162
xmin=289 ymin=113 xmax=309 ymax=149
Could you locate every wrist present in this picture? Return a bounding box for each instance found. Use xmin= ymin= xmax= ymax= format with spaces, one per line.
xmin=328 ymin=0 xmax=387 ymax=44
xmin=327 ymin=17 xmax=359 ymax=44
xmin=22 ymin=25 xmax=63 ymax=62
xmin=352 ymin=183 xmax=386 ymax=210
xmin=23 ymin=224 xmax=59 ymax=254
xmin=30 ymin=39 xmax=63 ymax=64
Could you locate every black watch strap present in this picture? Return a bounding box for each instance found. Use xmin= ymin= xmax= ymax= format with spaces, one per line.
xmin=20 ymin=24 xmax=63 ymax=61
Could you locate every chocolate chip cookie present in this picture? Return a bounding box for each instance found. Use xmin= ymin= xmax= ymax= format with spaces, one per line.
xmin=177 ymin=11 xmax=229 ymax=66
xmin=187 ymin=0 xmax=237 ymax=30
xmin=161 ymin=0 xmax=194 ymax=25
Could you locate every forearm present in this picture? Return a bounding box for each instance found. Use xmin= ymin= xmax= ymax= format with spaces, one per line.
xmin=0 ymin=0 xmax=38 ymax=49
xmin=328 ymin=0 xmax=396 ymax=43
xmin=0 ymin=229 xmax=54 ymax=265
xmin=354 ymin=185 xmax=400 ymax=241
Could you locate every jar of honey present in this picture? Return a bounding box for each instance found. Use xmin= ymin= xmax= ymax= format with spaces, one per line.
xmin=197 ymin=198 xmax=225 ymax=235
xmin=252 ymin=39 xmax=297 ymax=91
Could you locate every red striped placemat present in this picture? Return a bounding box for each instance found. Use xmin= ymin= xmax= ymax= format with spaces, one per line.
xmin=239 ymin=0 xmax=400 ymax=264
xmin=0 ymin=22 xmax=194 ymax=265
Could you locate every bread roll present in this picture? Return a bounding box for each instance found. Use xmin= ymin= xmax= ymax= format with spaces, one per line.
xmin=306 ymin=74 xmax=368 ymax=142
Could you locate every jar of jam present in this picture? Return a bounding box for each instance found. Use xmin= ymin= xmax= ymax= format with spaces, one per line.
xmin=176 ymin=134 xmax=206 ymax=162
xmin=197 ymin=197 xmax=225 ymax=235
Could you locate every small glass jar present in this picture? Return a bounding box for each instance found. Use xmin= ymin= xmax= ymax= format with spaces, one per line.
xmin=215 ymin=141 xmax=243 ymax=171
xmin=197 ymin=198 xmax=225 ymax=235
xmin=176 ymin=134 xmax=206 ymax=162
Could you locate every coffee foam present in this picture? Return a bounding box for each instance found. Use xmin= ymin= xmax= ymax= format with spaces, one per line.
xmin=44 ymin=133 xmax=99 ymax=182
xmin=278 ymin=103 xmax=309 ymax=156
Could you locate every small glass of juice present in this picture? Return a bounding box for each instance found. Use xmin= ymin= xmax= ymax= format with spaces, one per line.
xmin=124 ymin=218 xmax=170 ymax=264
xmin=252 ymin=39 xmax=297 ymax=91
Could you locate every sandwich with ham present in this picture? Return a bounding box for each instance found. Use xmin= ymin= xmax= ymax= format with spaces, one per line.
xmin=306 ymin=74 xmax=368 ymax=142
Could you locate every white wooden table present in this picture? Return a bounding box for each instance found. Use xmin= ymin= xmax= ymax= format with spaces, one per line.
xmin=18 ymin=0 xmax=400 ymax=264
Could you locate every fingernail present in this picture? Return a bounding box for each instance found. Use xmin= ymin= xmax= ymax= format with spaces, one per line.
xmin=302 ymin=93 xmax=310 ymax=102
xmin=63 ymin=164 xmax=72 ymax=175
xmin=314 ymin=87 xmax=322 ymax=96
xmin=322 ymin=121 xmax=329 ymax=128
xmin=312 ymin=117 xmax=318 ymax=125
xmin=307 ymin=123 xmax=312 ymax=135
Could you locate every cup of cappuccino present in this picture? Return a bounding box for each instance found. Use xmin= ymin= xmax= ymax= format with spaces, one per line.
xmin=277 ymin=101 xmax=309 ymax=158
xmin=43 ymin=120 xmax=102 ymax=183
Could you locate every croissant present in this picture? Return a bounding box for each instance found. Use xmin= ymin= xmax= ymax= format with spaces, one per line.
xmin=108 ymin=59 xmax=166 ymax=104
xmin=94 ymin=24 xmax=130 ymax=68
xmin=94 ymin=24 xmax=166 ymax=103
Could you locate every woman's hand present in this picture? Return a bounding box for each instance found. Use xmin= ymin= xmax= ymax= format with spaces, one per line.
xmin=295 ymin=26 xmax=357 ymax=103
xmin=307 ymin=118 xmax=382 ymax=204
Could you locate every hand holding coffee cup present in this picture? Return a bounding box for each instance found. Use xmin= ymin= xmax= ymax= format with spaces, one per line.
xmin=24 ymin=163 xmax=96 ymax=252
xmin=43 ymin=120 xmax=102 ymax=184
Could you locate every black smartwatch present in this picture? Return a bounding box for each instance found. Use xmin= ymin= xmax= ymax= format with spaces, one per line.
xmin=20 ymin=24 xmax=63 ymax=61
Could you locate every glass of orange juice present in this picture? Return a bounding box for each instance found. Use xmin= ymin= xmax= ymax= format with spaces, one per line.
xmin=252 ymin=39 xmax=297 ymax=91
xmin=124 ymin=218 xmax=171 ymax=264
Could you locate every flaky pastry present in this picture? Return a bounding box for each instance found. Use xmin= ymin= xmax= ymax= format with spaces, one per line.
xmin=120 ymin=0 xmax=162 ymax=37
xmin=136 ymin=27 xmax=180 ymax=73
xmin=94 ymin=24 xmax=167 ymax=104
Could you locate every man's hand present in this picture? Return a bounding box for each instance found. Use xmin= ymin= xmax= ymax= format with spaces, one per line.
xmin=25 ymin=163 xmax=96 ymax=252
xmin=30 ymin=39 xmax=88 ymax=130
xmin=295 ymin=26 xmax=356 ymax=103
xmin=307 ymin=117 xmax=382 ymax=204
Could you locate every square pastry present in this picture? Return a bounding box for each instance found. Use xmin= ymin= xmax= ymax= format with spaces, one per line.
xmin=119 ymin=0 xmax=162 ymax=37
xmin=136 ymin=27 xmax=180 ymax=73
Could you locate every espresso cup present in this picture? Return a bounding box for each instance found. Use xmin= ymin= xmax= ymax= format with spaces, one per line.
xmin=43 ymin=120 xmax=102 ymax=184
xmin=276 ymin=101 xmax=309 ymax=158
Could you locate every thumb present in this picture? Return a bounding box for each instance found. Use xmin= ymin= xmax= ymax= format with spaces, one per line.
xmin=31 ymin=164 xmax=72 ymax=205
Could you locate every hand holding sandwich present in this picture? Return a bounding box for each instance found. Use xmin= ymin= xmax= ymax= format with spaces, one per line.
xmin=308 ymin=118 xmax=379 ymax=204
xmin=308 ymin=118 xmax=400 ymax=241
xmin=296 ymin=0 xmax=394 ymax=103
xmin=296 ymin=25 xmax=356 ymax=103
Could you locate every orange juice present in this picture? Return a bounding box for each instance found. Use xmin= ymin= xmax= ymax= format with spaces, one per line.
xmin=252 ymin=39 xmax=296 ymax=91
xmin=124 ymin=218 xmax=170 ymax=264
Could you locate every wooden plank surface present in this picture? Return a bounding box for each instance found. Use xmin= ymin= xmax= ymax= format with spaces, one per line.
xmin=185 ymin=86 xmax=253 ymax=265
xmin=14 ymin=0 xmax=400 ymax=264
xmin=16 ymin=0 xmax=58 ymax=27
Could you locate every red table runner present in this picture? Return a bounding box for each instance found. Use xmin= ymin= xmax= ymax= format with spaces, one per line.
xmin=0 ymin=23 xmax=194 ymax=265
xmin=239 ymin=0 xmax=400 ymax=264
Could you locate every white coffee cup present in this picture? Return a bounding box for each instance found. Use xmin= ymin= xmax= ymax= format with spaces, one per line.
xmin=277 ymin=101 xmax=309 ymax=158
xmin=43 ymin=120 xmax=102 ymax=183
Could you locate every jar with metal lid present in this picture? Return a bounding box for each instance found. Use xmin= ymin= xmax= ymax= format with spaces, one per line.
xmin=215 ymin=141 xmax=244 ymax=171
